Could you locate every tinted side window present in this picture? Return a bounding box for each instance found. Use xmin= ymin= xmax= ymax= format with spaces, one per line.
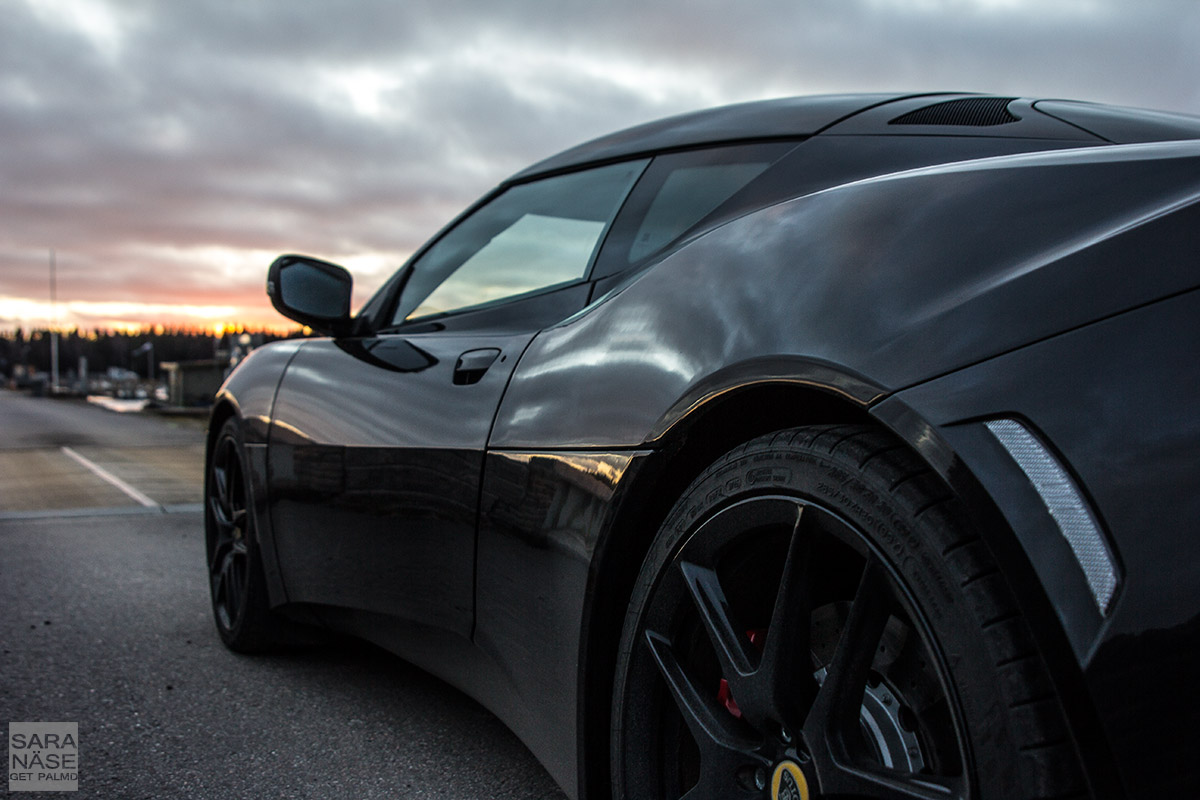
xmin=392 ymin=160 xmax=647 ymax=325
xmin=594 ymin=142 xmax=796 ymax=278
xmin=628 ymin=162 xmax=771 ymax=262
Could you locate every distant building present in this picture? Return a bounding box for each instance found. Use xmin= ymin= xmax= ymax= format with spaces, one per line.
xmin=160 ymin=360 xmax=225 ymax=407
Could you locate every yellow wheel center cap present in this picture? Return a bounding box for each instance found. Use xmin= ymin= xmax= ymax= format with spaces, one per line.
xmin=771 ymin=760 xmax=810 ymax=800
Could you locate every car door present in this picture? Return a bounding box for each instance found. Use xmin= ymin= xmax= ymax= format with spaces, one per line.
xmin=265 ymin=159 xmax=648 ymax=638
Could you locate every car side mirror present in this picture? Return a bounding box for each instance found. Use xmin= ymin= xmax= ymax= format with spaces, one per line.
xmin=267 ymin=254 xmax=354 ymax=337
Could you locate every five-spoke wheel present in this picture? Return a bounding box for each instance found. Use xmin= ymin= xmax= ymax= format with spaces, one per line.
xmin=612 ymin=426 xmax=1082 ymax=800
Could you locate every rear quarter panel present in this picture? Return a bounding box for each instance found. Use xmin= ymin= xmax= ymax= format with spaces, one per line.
xmin=492 ymin=141 xmax=1200 ymax=449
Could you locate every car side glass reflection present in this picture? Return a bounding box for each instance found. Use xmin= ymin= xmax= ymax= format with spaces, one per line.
xmin=334 ymin=337 xmax=438 ymax=373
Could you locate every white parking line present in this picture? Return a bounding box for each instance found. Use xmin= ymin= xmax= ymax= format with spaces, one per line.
xmin=60 ymin=447 xmax=159 ymax=508
xmin=0 ymin=504 xmax=203 ymax=521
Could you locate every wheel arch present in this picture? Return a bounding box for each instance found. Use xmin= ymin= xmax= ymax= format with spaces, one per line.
xmin=575 ymin=373 xmax=1113 ymax=799
xmin=206 ymin=396 xmax=239 ymax=461
xmin=577 ymin=376 xmax=875 ymax=800
xmin=206 ymin=391 xmax=294 ymax=610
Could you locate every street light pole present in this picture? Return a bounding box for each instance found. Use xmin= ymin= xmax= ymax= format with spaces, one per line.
xmin=49 ymin=249 xmax=59 ymax=391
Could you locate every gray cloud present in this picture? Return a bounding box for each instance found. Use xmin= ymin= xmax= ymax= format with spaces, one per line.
xmin=1 ymin=0 xmax=1197 ymax=326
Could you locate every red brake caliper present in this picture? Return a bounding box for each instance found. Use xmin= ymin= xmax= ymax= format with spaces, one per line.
xmin=718 ymin=629 xmax=766 ymax=718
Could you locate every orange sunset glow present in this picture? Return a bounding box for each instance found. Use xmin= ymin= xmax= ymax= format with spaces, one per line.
xmin=0 ymin=297 xmax=286 ymax=335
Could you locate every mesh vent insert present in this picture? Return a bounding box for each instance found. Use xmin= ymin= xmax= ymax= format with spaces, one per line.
xmin=889 ymin=97 xmax=1019 ymax=127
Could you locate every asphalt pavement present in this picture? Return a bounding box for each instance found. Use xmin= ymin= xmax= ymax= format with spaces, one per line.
xmin=0 ymin=391 xmax=206 ymax=513
xmin=0 ymin=390 xmax=567 ymax=799
xmin=0 ymin=391 xmax=205 ymax=450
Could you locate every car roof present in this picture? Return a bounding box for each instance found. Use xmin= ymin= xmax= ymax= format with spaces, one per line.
xmin=1033 ymin=100 xmax=1200 ymax=144
xmin=509 ymin=93 xmax=920 ymax=180
xmin=509 ymin=93 xmax=1200 ymax=182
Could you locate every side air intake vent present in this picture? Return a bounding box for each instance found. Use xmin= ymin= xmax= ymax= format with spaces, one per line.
xmin=890 ymin=97 xmax=1019 ymax=127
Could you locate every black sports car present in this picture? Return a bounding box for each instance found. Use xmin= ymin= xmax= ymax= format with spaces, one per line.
xmin=206 ymin=93 xmax=1200 ymax=800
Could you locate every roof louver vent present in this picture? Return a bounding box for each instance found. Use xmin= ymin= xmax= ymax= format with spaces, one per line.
xmin=889 ymin=97 xmax=1019 ymax=127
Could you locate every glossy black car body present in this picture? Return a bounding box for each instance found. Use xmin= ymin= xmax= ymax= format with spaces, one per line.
xmin=209 ymin=94 xmax=1200 ymax=799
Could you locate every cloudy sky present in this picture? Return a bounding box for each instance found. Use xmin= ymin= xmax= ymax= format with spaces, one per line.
xmin=2 ymin=0 xmax=1198 ymax=332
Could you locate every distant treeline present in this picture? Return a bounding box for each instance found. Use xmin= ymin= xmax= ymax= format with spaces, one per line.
xmin=0 ymin=327 xmax=300 ymax=379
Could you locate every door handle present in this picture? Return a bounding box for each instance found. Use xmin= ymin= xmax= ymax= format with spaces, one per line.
xmin=453 ymin=348 xmax=501 ymax=385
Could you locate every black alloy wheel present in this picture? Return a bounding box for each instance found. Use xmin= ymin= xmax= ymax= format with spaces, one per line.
xmin=611 ymin=426 xmax=1084 ymax=800
xmin=205 ymin=417 xmax=278 ymax=652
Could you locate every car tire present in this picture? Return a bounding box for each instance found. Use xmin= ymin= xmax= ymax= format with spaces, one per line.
xmin=611 ymin=425 xmax=1083 ymax=799
xmin=205 ymin=417 xmax=282 ymax=653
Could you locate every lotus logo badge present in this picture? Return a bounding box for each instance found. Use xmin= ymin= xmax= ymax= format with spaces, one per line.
xmin=771 ymin=760 xmax=810 ymax=800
